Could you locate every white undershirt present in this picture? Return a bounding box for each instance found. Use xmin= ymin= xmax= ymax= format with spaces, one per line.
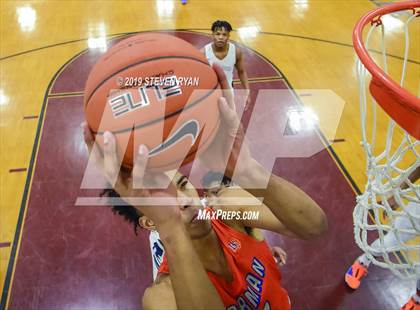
xmin=204 ymin=42 xmax=236 ymax=88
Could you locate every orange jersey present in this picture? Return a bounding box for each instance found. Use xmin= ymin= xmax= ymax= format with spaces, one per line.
xmin=158 ymin=209 xmax=291 ymax=310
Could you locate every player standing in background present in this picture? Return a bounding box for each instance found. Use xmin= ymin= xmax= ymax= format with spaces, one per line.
xmin=345 ymin=167 xmax=420 ymax=310
xmin=201 ymin=20 xmax=252 ymax=110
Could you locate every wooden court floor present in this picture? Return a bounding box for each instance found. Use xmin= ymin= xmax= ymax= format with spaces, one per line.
xmin=1 ymin=1 xmax=419 ymax=309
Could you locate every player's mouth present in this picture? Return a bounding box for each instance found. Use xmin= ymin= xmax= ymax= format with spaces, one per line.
xmin=190 ymin=210 xmax=200 ymax=224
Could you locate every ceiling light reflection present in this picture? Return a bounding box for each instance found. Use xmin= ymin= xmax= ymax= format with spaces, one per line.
xmin=0 ymin=90 xmax=9 ymax=106
xmin=17 ymin=6 xmax=37 ymax=32
xmin=156 ymin=0 xmax=174 ymax=18
xmin=294 ymin=0 xmax=308 ymax=10
xmin=382 ymin=14 xmax=404 ymax=32
xmin=87 ymin=22 xmax=107 ymax=52
xmin=237 ymin=26 xmax=260 ymax=40
xmin=293 ymin=0 xmax=309 ymax=19
xmin=287 ymin=107 xmax=319 ymax=133
xmin=87 ymin=37 xmax=107 ymax=51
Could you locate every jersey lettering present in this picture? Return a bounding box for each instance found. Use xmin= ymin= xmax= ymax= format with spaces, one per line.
xmin=251 ymin=257 xmax=265 ymax=278
xmin=236 ymin=297 xmax=251 ymax=310
xmin=244 ymin=286 xmax=261 ymax=308
xmin=245 ymin=273 xmax=263 ymax=293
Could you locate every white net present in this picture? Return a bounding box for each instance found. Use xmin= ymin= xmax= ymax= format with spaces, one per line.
xmin=354 ymin=7 xmax=420 ymax=279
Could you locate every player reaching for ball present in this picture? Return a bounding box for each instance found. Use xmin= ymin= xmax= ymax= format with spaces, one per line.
xmin=82 ymin=64 xmax=327 ymax=309
xmin=201 ymin=20 xmax=252 ymax=111
xmin=345 ymin=166 xmax=420 ymax=310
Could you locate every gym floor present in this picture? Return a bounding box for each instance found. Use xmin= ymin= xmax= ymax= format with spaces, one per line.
xmin=1 ymin=1 xmax=418 ymax=309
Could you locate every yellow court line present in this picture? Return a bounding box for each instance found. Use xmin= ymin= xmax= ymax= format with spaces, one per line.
xmin=47 ymin=91 xmax=84 ymax=98
xmin=233 ymin=77 xmax=284 ymax=85
xmin=48 ymin=92 xmax=84 ymax=98
xmin=234 ymin=76 xmax=284 ymax=82
xmin=4 ymin=100 xmax=50 ymax=309
xmin=324 ymin=147 xmax=360 ymax=196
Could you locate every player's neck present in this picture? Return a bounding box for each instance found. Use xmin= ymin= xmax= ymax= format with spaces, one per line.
xmin=212 ymin=42 xmax=228 ymax=53
xmin=192 ymin=228 xmax=227 ymax=271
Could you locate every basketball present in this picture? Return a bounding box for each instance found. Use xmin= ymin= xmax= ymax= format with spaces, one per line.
xmin=84 ymin=33 xmax=221 ymax=171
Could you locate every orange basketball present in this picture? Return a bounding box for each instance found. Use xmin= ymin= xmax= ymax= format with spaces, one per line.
xmin=84 ymin=33 xmax=221 ymax=171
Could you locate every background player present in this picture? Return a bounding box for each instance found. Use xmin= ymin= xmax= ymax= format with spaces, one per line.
xmin=201 ymin=20 xmax=252 ymax=110
xmin=345 ymin=167 xmax=420 ymax=310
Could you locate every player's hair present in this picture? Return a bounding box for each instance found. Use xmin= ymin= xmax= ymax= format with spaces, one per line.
xmin=211 ymin=20 xmax=233 ymax=33
xmin=101 ymin=188 xmax=142 ymax=235
xmin=201 ymin=171 xmax=232 ymax=188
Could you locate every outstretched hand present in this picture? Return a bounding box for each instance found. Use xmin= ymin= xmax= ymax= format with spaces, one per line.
xmin=270 ymin=246 xmax=287 ymax=267
xmin=81 ymin=122 xmax=181 ymax=229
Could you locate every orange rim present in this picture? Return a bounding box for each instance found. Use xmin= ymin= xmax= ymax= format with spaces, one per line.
xmin=352 ymin=1 xmax=420 ymax=139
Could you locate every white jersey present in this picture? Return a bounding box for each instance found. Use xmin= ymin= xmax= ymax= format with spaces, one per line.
xmin=149 ymin=230 xmax=164 ymax=281
xmin=149 ymin=198 xmax=208 ymax=281
xmin=204 ymin=42 xmax=236 ymax=88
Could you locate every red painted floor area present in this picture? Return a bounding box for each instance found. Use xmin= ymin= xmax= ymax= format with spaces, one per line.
xmin=5 ymin=31 xmax=413 ymax=310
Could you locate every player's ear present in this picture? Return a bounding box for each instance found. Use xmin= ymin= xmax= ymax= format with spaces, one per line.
xmin=139 ymin=216 xmax=156 ymax=231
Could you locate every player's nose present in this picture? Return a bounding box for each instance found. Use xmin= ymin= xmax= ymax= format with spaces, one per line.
xmin=177 ymin=191 xmax=194 ymax=210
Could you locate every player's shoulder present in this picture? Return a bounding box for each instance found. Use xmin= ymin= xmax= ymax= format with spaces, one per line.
xmin=201 ymin=42 xmax=212 ymax=52
xmin=233 ymin=43 xmax=242 ymax=57
xmin=143 ymin=275 xmax=176 ymax=309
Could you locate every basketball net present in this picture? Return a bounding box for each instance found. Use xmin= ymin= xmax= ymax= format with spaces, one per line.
xmin=353 ymin=2 xmax=420 ymax=279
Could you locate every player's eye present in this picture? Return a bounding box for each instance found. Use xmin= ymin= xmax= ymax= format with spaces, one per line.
xmin=180 ymin=180 xmax=188 ymax=190
xmin=211 ymin=189 xmax=220 ymax=196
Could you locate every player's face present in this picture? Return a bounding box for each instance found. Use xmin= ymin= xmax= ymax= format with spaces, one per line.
xmin=212 ymin=27 xmax=230 ymax=48
xmin=204 ymin=181 xmax=229 ymax=207
xmin=173 ymin=173 xmax=213 ymax=239
xmin=205 ymin=181 xmax=253 ymax=211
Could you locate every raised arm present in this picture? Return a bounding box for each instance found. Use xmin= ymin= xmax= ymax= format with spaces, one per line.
xmin=200 ymin=64 xmax=328 ymax=240
xmin=212 ymin=186 xmax=298 ymax=238
xmin=241 ymin=164 xmax=328 ymax=240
